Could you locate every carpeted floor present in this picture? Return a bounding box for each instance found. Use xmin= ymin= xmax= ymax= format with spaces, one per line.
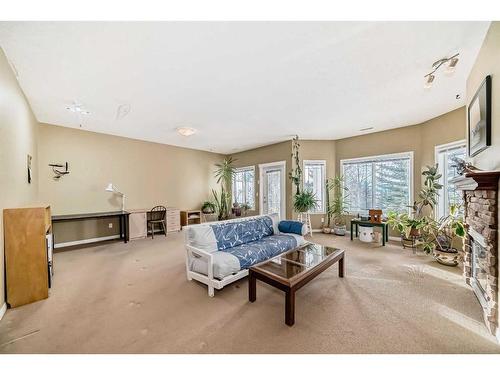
xmin=0 ymin=232 xmax=499 ymax=353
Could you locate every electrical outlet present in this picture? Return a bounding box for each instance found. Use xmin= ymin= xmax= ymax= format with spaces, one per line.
xmin=108 ymin=223 xmax=113 ymax=229
xmin=321 ymin=217 xmax=324 ymax=223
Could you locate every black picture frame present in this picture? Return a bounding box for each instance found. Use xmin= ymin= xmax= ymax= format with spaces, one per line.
xmin=468 ymin=75 xmax=492 ymax=157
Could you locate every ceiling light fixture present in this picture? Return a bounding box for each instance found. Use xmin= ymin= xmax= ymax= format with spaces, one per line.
xmin=176 ymin=127 xmax=197 ymax=137
xmin=66 ymin=101 xmax=91 ymax=127
xmin=423 ymin=53 xmax=459 ymax=89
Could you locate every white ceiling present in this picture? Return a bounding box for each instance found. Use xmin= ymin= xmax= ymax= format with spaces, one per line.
xmin=0 ymin=22 xmax=490 ymax=154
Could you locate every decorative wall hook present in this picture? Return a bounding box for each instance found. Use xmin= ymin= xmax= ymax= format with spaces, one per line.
xmin=49 ymin=162 xmax=70 ymax=180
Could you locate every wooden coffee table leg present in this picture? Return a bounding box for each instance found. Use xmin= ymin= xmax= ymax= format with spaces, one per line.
xmin=249 ymin=270 xmax=256 ymax=302
xmin=285 ymin=288 xmax=295 ymax=326
xmin=339 ymin=255 xmax=345 ymax=278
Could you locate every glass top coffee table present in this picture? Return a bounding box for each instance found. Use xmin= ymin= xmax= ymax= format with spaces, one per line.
xmin=249 ymin=242 xmax=345 ymax=326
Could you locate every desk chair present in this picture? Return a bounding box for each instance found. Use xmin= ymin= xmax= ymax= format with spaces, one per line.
xmin=148 ymin=206 xmax=167 ymax=239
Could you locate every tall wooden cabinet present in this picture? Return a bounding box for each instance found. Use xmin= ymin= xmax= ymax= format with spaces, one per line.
xmin=3 ymin=205 xmax=52 ymax=308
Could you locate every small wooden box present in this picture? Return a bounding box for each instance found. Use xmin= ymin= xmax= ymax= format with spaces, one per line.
xmin=369 ymin=209 xmax=383 ymax=223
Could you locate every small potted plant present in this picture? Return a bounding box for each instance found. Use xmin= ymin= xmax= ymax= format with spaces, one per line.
xmin=240 ymin=203 xmax=251 ymax=216
xmin=327 ymin=176 xmax=349 ymax=236
xmin=201 ymin=201 xmax=216 ymax=214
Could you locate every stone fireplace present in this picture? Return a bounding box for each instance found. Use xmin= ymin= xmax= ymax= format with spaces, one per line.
xmin=453 ymin=171 xmax=500 ymax=338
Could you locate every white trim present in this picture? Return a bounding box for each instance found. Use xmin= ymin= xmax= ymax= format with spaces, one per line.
xmin=303 ymin=159 xmax=327 ymax=214
xmin=232 ymin=165 xmax=256 ymax=209
xmin=340 ymin=151 xmax=414 ymax=165
xmin=54 ymin=235 xmax=120 ymax=249
xmin=0 ymin=302 xmax=6 ymax=322
xmin=258 ymin=160 xmax=286 ymax=220
xmin=434 ymin=140 xmax=467 ymax=219
xmin=340 ymin=151 xmax=414 ymax=215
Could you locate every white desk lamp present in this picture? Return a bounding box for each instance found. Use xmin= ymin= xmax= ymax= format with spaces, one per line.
xmin=105 ymin=183 xmax=126 ymax=211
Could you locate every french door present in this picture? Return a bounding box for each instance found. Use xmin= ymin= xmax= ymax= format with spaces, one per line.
xmin=259 ymin=161 xmax=286 ymax=220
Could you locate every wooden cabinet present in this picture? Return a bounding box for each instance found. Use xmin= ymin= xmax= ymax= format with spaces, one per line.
xmin=180 ymin=210 xmax=202 ymax=227
xmin=4 ymin=205 xmax=52 ymax=308
xmin=166 ymin=208 xmax=181 ymax=232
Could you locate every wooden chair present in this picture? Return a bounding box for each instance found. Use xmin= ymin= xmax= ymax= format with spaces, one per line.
xmin=148 ymin=206 xmax=167 ymax=239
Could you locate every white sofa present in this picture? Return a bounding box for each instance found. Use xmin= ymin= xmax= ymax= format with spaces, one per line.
xmin=185 ymin=214 xmax=306 ymax=296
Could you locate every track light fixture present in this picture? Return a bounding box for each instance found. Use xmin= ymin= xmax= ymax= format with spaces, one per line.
xmin=424 ymin=53 xmax=459 ymax=89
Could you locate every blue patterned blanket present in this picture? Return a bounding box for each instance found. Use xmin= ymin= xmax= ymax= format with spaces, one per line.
xmin=221 ymin=234 xmax=298 ymax=269
xmin=211 ymin=216 xmax=274 ymax=250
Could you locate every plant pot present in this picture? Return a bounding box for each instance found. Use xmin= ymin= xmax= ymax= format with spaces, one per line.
xmin=322 ymin=227 xmax=331 ymax=234
xmin=433 ymin=247 xmax=459 ymax=267
xmin=202 ymin=209 xmax=214 ymax=214
xmin=333 ymin=225 xmax=346 ymax=236
xmin=409 ymin=227 xmax=420 ymax=237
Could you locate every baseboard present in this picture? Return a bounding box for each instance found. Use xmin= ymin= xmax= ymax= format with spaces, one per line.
xmin=315 ymin=229 xmax=400 ymax=242
xmin=54 ymin=235 xmax=121 ymax=249
xmin=0 ymin=302 xmax=7 ymax=322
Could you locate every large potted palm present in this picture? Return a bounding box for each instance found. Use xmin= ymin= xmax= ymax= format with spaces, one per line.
xmin=212 ymin=157 xmax=236 ymax=220
xmin=327 ymin=176 xmax=349 ymax=236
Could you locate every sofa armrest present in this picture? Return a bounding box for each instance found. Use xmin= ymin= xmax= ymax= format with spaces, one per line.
xmin=186 ymin=244 xmax=214 ymax=279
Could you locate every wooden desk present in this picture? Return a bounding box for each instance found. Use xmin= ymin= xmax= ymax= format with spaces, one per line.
xmin=350 ymin=219 xmax=389 ymax=246
xmin=52 ymin=211 xmax=130 ymax=244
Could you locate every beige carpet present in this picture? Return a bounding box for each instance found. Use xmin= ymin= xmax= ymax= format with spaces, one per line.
xmin=0 ymin=232 xmax=499 ymax=353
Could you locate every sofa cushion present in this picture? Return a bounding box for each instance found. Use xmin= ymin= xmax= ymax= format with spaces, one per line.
xmin=278 ymin=220 xmax=304 ymax=235
xmin=211 ymin=216 xmax=274 ymax=251
xmin=185 ymin=224 xmax=218 ymax=253
xmin=221 ymin=234 xmax=298 ymax=269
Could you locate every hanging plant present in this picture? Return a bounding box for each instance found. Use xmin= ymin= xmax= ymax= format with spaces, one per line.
xmin=288 ymin=135 xmax=302 ymax=195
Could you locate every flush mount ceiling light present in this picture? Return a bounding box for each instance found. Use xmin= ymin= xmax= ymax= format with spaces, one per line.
xmin=423 ymin=53 xmax=459 ymax=89
xmin=176 ymin=127 xmax=197 ymax=137
xmin=66 ymin=101 xmax=91 ymax=127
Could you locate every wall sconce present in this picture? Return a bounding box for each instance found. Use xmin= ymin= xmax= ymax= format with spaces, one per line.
xmin=49 ymin=162 xmax=69 ymax=180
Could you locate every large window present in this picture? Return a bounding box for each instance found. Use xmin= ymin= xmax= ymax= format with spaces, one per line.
xmin=341 ymin=152 xmax=413 ymax=214
xmin=303 ymin=160 xmax=326 ymax=213
xmin=232 ymin=166 xmax=255 ymax=209
xmin=435 ymin=141 xmax=466 ymax=219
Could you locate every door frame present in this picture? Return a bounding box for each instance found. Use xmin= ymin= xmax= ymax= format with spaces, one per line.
xmin=258 ymin=160 xmax=287 ymax=219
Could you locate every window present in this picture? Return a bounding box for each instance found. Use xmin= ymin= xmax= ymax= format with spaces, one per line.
xmin=341 ymin=152 xmax=413 ymax=214
xmin=303 ymin=160 xmax=326 ymax=213
xmin=232 ymin=166 xmax=255 ymax=209
xmin=435 ymin=141 xmax=466 ymax=219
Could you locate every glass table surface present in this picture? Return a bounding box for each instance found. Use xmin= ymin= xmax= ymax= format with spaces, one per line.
xmin=252 ymin=243 xmax=341 ymax=280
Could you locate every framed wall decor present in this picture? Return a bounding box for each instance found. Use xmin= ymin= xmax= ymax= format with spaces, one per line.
xmin=468 ymin=75 xmax=492 ymax=157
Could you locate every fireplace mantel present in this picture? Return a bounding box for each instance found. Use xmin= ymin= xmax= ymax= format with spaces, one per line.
xmin=451 ymin=170 xmax=500 ymax=191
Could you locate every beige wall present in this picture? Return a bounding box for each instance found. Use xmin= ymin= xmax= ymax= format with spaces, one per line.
xmin=231 ymin=140 xmax=293 ymax=218
xmin=466 ymin=21 xmax=500 ymax=339
xmin=38 ymin=124 xmax=224 ymax=242
xmin=467 ymin=22 xmax=500 ymax=172
xmin=0 ymin=48 xmax=40 ymax=309
xmin=336 ymin=106 xmax=465 ymax=200
xmin=232 ymin=107 xmax=465 ymax=230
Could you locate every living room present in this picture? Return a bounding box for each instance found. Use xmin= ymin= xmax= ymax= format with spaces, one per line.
xmin=1 ymin=1 xmax=500 ymax=372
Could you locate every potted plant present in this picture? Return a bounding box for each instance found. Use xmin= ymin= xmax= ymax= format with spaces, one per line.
xmin=387 ymin=164 xmax=442 ymax=244
xmin=327 ymin=176 xmax=349 ymax=236
xmin=417 ymin=203 xmax=466 ymax=266
xmin=213 ymin=157 xmax=236 ymax=220
xmin=240 ymin=203 xmax=251 ymax=216
xmin=201 ymin=201 xmax=216 ymax=214
xmin=293 ymin=190 xmax=318 ymax=213
xmin=288 ymin=136 xmax=302 ymax=195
